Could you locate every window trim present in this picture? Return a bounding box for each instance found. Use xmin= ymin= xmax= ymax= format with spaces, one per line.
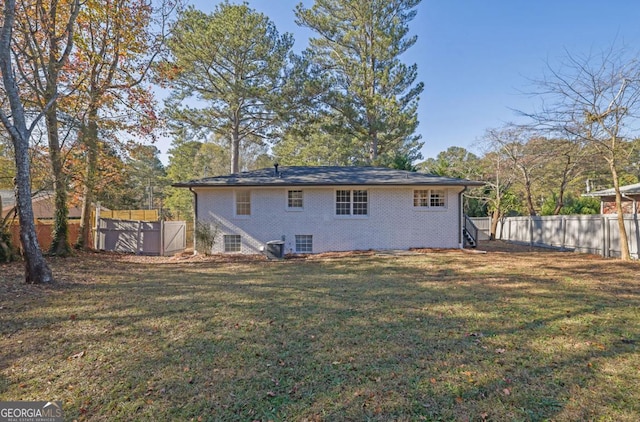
xmin=413 ymin=188 xmax=448 ymax=210
xmin=335 ymin=188 xmax=369 ymax=218
xmin=235 ymin=190 xmax=251 ymax=217
xmin=286 ymin=189 xmax=304 ymax=211
xmin=223 ymin=234 xmax=242 ymax=253
xmin=295 ymin=234 xmax=313 ymax=253
xmin=430 ymin=189 xmax=446 ymax=208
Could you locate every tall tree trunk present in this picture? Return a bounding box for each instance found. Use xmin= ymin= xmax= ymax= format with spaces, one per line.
xmin=46 ymin=102 xmax=71 ymax=256
xmin=41 ymin=0 xmax=78 ymax=256
xmin=231 ymin=118 xmax=240 ymax=174
xmin=0 ymin=0 xmax=54 ymax=283
xmin=553 ymin=189 xmax=565 ymax=215
xmin=611 ymin=164 xmax=631 ymax=260
xmin=77 ymin=105 xmax=99 ymax=249
xmin=489 ymin=209 xmax=500 ymax=241
xmin=369 ymin=129 xmax=378 ymax=163
xmin=553 ymin=155 xmax=571 ymax=215
xmin=13 ymin=169 xmax=54 ymax=283
xmin=523 ymin=176 xmax=537 ymax=216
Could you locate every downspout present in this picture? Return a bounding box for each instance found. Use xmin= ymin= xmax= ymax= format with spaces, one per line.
xmin=190 ymin=187 xmax=198 ymax=255
xmin=458 ymin=186 xmax=467 ymax=249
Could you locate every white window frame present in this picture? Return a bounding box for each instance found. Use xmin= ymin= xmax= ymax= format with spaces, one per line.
xmin=295 ymin=234 xmax=313 ymax=253
xmin=413 ymin=189 xmax=447 ymax=210
xmin=335 ymin=189 xmax=368 ymax=217
xmin=235 ymin=190 xmax=251 ymax=217
xmin=286 ymin=189 xmax=304 ymax=211
xmin=223 ymin=234 xmax=241 ymax=252
xmin=430 ymin=189 xmax=446 ymax=208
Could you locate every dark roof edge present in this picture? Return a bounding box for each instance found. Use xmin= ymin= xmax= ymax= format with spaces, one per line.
xmin=172 ymin=181 xmax=485 ymax=188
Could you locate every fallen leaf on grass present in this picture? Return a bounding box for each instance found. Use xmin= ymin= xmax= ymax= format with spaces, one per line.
xmin=502 ymin=388 xmax=511 ymax=396
xmin=69 ymin=351 xmax=85 ymax=359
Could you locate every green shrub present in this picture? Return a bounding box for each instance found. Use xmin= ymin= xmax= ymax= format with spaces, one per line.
xmin=195 ymin=220 xmax=218 ymax=255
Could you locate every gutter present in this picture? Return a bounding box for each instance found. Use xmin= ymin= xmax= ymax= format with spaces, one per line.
xmin=458 ymin=186 xmax=468 ymax=249
xmin=172 ymin=181 xmax=485 ymax=188
xmin=189 ymin=187 xmax=198 ymax=255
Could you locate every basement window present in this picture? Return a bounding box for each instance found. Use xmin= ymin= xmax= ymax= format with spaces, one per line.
xmin=223 ymin=235 xmax=241 ymax=252
xmin=295 ymin=235 xmax=313 ymax=253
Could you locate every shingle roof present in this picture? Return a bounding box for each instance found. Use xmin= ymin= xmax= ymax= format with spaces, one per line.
xmin=1 ymin=190 xmax=55 ymax=210
xmin=172 ymin=166 xmax=484 ymax=188
xmin=583 ymin=182 xmax=640 ymax=197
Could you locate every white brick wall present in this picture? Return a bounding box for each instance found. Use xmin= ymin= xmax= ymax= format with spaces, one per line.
xmin=194 ymin=186 xmax=464 ymax=254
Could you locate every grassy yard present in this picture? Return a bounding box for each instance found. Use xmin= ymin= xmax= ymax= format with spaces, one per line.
xmin=1 ymin=242 xmax=639 ymax=421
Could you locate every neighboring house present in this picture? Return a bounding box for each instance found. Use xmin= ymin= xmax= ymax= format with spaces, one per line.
xmin=174 ymin=166 xmax=483 ymax=254
xmin=583 ymin=182 xmax=640 ymax=214
xmin=1 ymin=189 xmax=84 ymax=219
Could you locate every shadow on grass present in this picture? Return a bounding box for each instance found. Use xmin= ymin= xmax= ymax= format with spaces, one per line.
xmin=0 ymin=251 xmax=639 ymax=421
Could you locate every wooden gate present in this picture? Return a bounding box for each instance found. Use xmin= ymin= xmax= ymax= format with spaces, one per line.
xmin=163 ymin=221 xmax=187 ymax=256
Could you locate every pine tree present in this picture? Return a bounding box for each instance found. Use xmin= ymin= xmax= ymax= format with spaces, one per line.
xmin=162 ymin=2 xmax=293 ymax=174
xmin=295 ymin=0 xmax=424 ymax=165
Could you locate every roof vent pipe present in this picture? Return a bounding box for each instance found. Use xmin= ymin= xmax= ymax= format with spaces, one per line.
xmin=274 ymin=163 xmax=279 ymax=176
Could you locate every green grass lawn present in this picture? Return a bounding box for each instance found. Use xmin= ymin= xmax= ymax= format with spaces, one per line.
xmin=1 ymin=244 xmax=639 ymax=421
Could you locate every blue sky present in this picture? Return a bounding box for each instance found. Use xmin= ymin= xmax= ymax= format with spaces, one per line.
xmin=173 ymin=0 xmax=640 ymax=163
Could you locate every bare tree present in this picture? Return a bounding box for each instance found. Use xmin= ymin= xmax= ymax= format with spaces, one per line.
xmin=484 ymin=125 xmax=547 ymax=216
xmin=0 ymin=0 xmax=54 ymax=283
xmin=474 ymin=133 xmax=519 ymax=240
xmin=538 ymin=137 xmax=589 ymax=215
xmin=525 ymin=46 xmax=640 ymax=260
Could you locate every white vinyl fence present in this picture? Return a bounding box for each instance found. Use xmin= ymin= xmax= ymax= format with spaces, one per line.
xmin=470 ymin=215 xmax=640 ymax=259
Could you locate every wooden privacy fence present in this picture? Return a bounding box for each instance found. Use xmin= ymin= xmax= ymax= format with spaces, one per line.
xmin=8 ymin=220 xmax=81 ymax=251
xmin=91 ymin=209 xmax=159 ymax=222
xmin=470 ymin=215 xmax=640 ymax=259
xmin=95 ymin=218 xmax=186 ymax=256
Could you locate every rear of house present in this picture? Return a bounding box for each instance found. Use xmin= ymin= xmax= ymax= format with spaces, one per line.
xmin=175 ymin=166 xmax=482 ymax=254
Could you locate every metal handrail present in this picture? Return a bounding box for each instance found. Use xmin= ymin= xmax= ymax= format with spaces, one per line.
xmin=464 ymin=215 xmax=478 ymax=247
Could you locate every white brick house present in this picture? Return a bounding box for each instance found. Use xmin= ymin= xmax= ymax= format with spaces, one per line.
xmin=174 ymin=166 xmax=482 ymax=254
